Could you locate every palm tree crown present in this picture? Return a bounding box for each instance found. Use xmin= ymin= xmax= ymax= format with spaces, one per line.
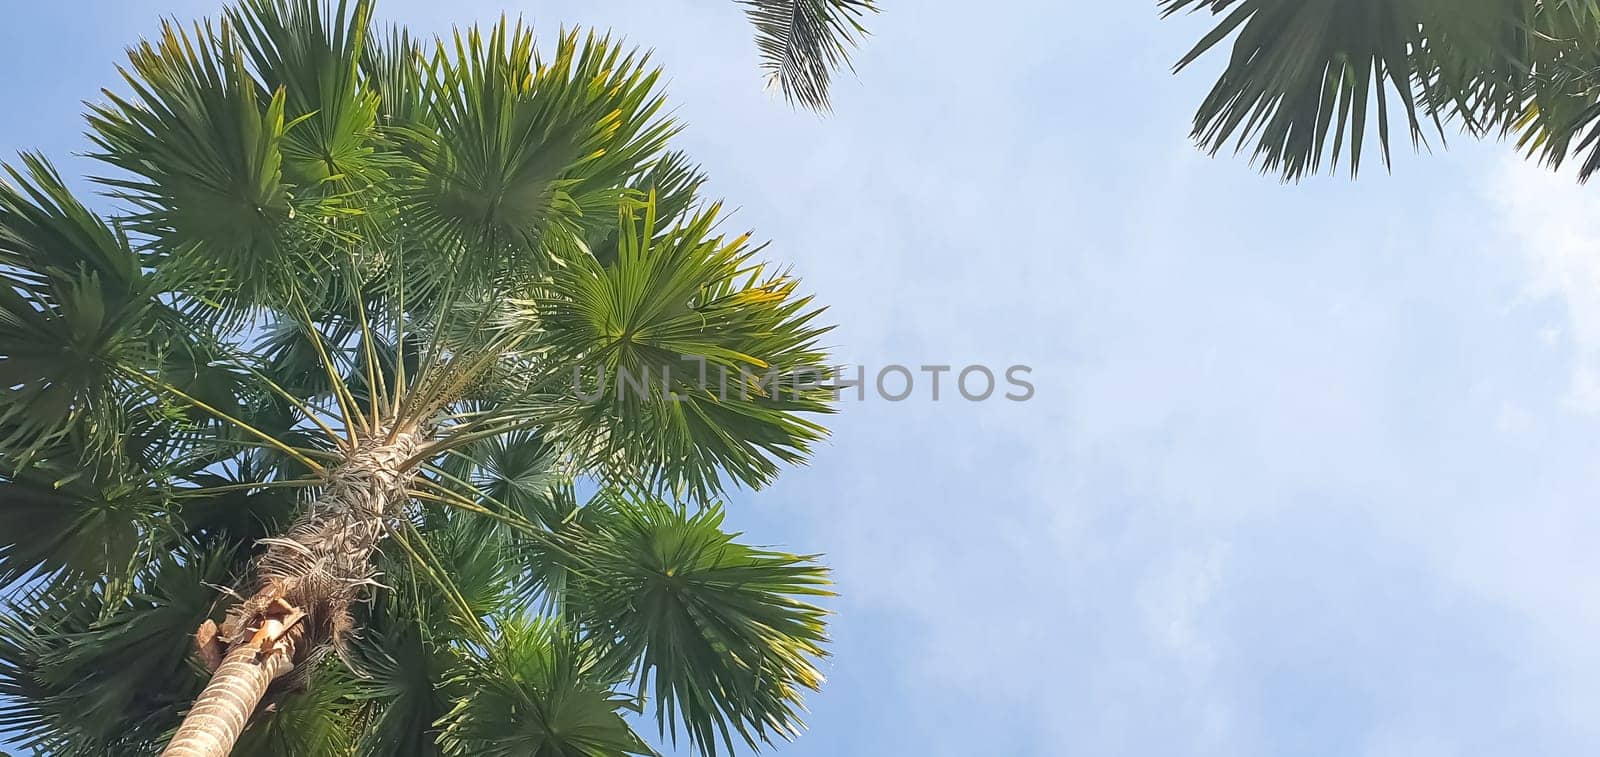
xmin=0 ymin=1 xmax=854 ymax=755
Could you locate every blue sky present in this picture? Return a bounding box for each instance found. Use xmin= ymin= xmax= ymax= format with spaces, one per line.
xmin=6 ymin=1 xmax=1600 ymax=755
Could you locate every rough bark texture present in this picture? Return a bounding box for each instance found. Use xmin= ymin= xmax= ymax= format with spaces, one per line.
xmin=162 ymin=633 xmax=295 ymax=757
xmin=162 ymin=427 xmax=424 ymax=757
xmin=222 ymin=429 xmax=423 ymax=661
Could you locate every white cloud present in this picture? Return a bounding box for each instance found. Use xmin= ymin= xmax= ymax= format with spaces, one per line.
xmin=1493 ymin=156 xmax=1600 ymax=411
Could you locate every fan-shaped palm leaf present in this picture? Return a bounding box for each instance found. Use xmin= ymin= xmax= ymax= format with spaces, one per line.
xmin=558 ymin=498 xmax=831 ymax=755
xmin=0 ymin=155 xmax=168 ymax=463
xmin=350 ymin=607 xmax=456 ymax=757
xmin=228 ymin=0 xmax=386 ymax=195
xmin=0 ymin=467 xmax=163 ymax=588
xmin=400 ymin=22 xmax=674 ymax=283
xmin=0 ymin=545 xmax=239 ymax=755
xmin=1164 ymin=0 xmax=1546 ymax=179
xmin=1163 ymin=0 xmax=1600 ymax=180
xmin=87 ymin=19 xmax=299 ymax=308
xmin=436 ymin=618 xmax=651 ymax=757
xmin=538 ymin=199 xmax=834 ymax=501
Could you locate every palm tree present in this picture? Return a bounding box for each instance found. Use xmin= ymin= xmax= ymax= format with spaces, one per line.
xmin=0 ymin=1 xmax=862 ymax=755
xmin=1162 ymin=0 xmax=1600 ymax=181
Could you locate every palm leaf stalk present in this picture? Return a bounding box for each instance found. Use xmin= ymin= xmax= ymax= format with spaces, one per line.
xmin=0 ymin=2 xmax=845 ymax=755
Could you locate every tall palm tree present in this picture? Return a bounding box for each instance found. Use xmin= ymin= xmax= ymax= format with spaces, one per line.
xmin=1162 ymin=0 xmax=1600 ymax=181
xmin=0 ymin=1 xmax=859 ymax=755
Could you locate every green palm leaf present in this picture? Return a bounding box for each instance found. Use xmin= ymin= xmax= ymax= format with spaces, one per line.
xmin=363 ymin=24 xmax=429 ymax=129
xmin=1164 ymin=0 xmax=1543 ymax=179
xmin=739 ymin=0 xmax=878 ymax=111
xmin=87 ymin=18 xmax=299 ymax=307
xmin=442 ymin=429 xmax=564 ymax=529
xmin=538 ymin=199 xmax=834 ymax=501
xmin=589 ymin=150 xmax=708 ymax=268
xmin=0 ymin=153 xmax=142 ymax=287
xmin=0 ymin=471 xmax=161 ymax=589
xmin=0 ymin=545 xmax=239 ymax=755
xmin=400 ymin=22 xmax=674 ymax=283
xmin=228 ymin=0 xmax=386 ymax=195
xmin=436 ymin=619 xmax=651 ymax=757
xmin=1163 ymin=0 xmax=1600 ymax=181
xmin=561 ymin=498 xmax=831 ymax=756
xmin=350 ymin=609 xmax=455 ymax=757
xmin=1504 ymin=7 xmax=1600 ymax=178
xmin=0 ymin=155 xmax=165 ymax=464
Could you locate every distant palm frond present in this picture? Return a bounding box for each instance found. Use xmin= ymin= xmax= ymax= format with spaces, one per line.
xmin=740 ymin=0 xmax=879 ymax=110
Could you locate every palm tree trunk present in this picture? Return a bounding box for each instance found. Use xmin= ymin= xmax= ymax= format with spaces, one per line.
xmin=161 ymin=631 xmax=296 ymax=757
xmin=161 ymin=427 xmax=423 ymax=757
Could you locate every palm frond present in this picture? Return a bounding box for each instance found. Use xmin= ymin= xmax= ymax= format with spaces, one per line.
xmin=590 ymin=150 xmax=708 ymax=268
xmin=436 ymin=618 xmax=651 ymax=757
xmin=87 ymin=17 xmax=299 ymax=308
xmin=438 ymin=430 xmax=564 ymax=531
xmin=1504 ymin=6 xmax=1600 ymax=179
xmin=560 ymin=498 xmax=831 ymax=756
xmin=538 ymin=199 xmax=834 ymax=501
xmin=1163 ymin=0 xmax=1546 ymax=179
xmin=228 ymin=0 xmax=386 ymax=195
xmin=400 ymin=23 xmax=675 ymax=285
xmin=0 ymin=545 xmax=240 ymax=755
xmin=739 ymin=0 xmax=878 ymax=111
xmin=0 ymin=155 xmax=166 ymax=464
xmin=0 ymin=153 xmax=143 ymax=287
xmin=351 ymin=601 xmax=456 ymax=757
xmin=0 ymin=474 xmax=162 ymax=590
xmin=363 ymin=24 xmax=430 ymax=128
